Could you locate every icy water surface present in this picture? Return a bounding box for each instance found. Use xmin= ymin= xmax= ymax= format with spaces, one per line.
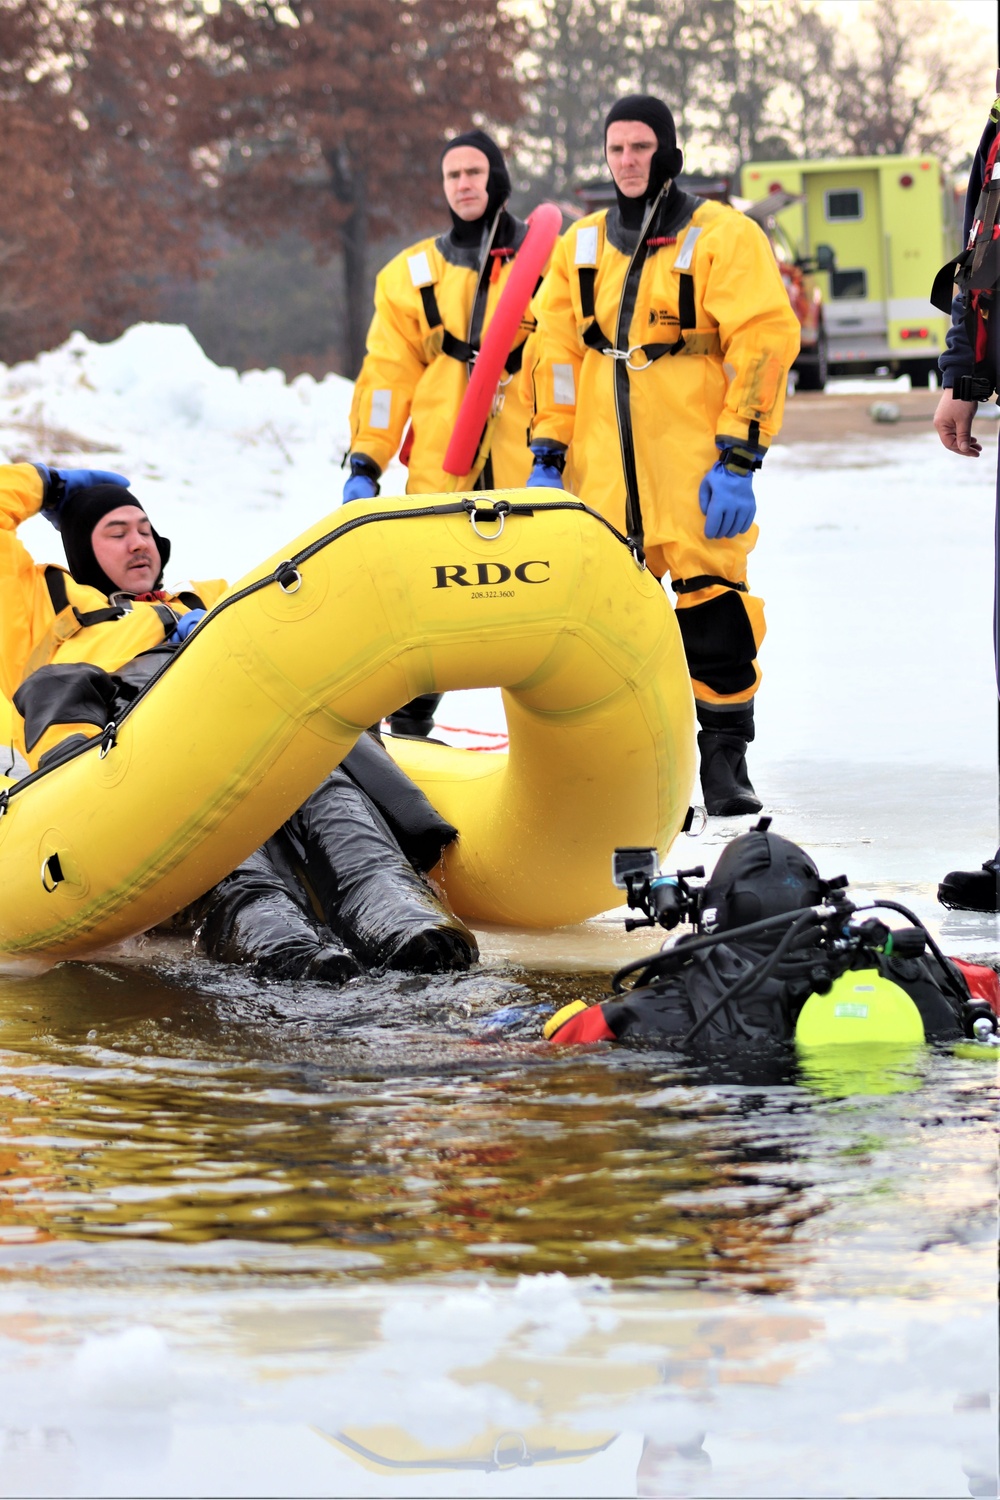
xmin=0 ymin=941 xmax=997 ymax=1497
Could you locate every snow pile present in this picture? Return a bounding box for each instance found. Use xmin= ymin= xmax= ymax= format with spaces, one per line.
xmin=0 ymin=322 xmax=406 ymax=582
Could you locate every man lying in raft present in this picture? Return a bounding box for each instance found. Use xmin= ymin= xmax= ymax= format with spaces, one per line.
xmin=0 ymin=461 xmax=478 ymax=982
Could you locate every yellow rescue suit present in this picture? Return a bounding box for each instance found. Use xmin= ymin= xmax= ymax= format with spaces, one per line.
xmin=525 ymin=191 xmax=800 ymax=705
xmin=0 ymin=463 xmax=225 ymax=766
xmin=350 ymin=218 xmax=537 ymax=493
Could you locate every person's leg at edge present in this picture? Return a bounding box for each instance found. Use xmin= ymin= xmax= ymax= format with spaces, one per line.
xmin=646 ymin=526 xmax=766 ymax=818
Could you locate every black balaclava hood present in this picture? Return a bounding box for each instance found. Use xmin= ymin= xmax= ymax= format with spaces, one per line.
xmin=440 ymin=129 xmax=512 ymax=246
xmin=60 ymin=484 xmax=171 ymax=597
xmin=604 ymin=93 xmax=683 ymax=228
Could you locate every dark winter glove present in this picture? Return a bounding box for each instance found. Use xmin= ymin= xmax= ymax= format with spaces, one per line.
xmin=525 ymin=441 xmax=567 ymax=490
xmin=168 ymin=609 xmax=206 ymax=644
xmin=342 ymin=455 xmax=381 ymax=504
xmin=33 ymin=465 xmax=130 ymax=529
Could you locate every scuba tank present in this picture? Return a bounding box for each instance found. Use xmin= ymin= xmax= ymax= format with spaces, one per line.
xmin=545 ymin=821 xmax=991 ymax=1053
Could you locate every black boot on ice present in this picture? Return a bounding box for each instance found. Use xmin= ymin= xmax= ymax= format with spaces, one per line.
xmin=696 ymin=703 xmax=762 ymax=817
xmin=937 ymin=854 xmax=1000 ymax=913
xmin=388 ymin=693 xmax=442 ymax=738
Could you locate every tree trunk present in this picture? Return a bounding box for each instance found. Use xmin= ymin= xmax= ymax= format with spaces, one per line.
xmin=328 ymin=144 xmax=368 ymax=378
xmin=341 ymin=193 xmax=369 ymax=379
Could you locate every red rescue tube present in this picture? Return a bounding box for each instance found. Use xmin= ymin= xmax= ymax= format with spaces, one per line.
xmin=442 ymin=201 xmax=562 ymax=478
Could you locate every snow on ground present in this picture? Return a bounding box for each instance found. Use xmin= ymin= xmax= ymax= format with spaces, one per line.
xmin=1 ymin=324 xmax=997 ymax=955
xmin=0 ymin=322 xmax=406 ymax=580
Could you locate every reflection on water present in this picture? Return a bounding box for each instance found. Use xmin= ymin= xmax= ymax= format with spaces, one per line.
xmin=0 ymin=945 xmax=996 ymax=1496
xmin=0 ymin=1279 xmax=995 ymax=1497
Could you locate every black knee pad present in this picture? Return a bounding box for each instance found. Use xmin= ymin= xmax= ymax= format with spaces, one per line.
xmin=675 ymin=591 xmax=757 ymax=697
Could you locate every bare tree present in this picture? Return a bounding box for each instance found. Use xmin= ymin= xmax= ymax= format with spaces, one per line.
xmin=510 ymin=0 xmax=734 ymax=202
xmin=831 ymin=0 xmax=979 ymax=158
xmin=187 ymin=0 xmax=523 ymax=376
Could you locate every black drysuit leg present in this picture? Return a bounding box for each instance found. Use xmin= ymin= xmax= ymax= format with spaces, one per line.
xmin=285 ymin=768 xmax=478 ymax=973
xmin=191 ymin=847 xmax=361 ymax=984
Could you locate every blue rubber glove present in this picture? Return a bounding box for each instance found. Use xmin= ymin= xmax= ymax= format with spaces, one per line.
xmin=343 ymin=473 xmax=378 ymax=502
xmin=698 ymin=463 xmax=756 ymax=539
xmin=34 ymin=465 xmax=130 ymax=529
xmin=342 ymin=455 xmax=380 ymax=504
xmin=525 ymin=442 xmax=566 ymax=490
xmin=168 ymin=609 xmax=205 ymax=644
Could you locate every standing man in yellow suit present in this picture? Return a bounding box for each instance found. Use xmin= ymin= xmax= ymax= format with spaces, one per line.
xmin=347 ymin=130 xmax=536 ymax=738
xmin=524 ymin=96 xmax=800 ymax=815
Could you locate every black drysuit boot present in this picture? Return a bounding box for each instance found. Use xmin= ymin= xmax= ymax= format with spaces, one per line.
xmin=696 ymin=703 xmax=762 ymax=817
xmin=389 ymin=693 xmax=442 ymax=738
xmin=194 ymin=849 xmax=361 ymax=984
xmin=938 ymin=852 xmax=1000 ymax=913
xmin=287 ymin=769 xmax=478 ymax=973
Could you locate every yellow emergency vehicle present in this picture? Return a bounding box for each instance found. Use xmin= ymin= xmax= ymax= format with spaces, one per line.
xmin=741 ymin=155 xmax=960 ymax=385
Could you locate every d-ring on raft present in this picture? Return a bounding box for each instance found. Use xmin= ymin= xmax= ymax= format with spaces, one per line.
xmin=0 ymin=491 xmax=695 ymax=960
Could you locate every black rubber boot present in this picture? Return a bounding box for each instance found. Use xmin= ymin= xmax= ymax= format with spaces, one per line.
xmin=938 ymin=854 xmax=1000 ymax=913
xmin=287 ymin=770 xmax=478 ymax=973
xmin=388 ymin=693 xmax=442 ymax=738
xmin=194 ymin=849 xmax=362 ymax=984
xmin=696 ymin=703 xmax=762 ymax=817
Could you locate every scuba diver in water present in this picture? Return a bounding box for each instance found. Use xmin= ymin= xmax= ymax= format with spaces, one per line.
xmin=522 ymin=94 xmax=800 ymax=816
xmin=345 ymin=128 xmax=537 ymax=740
xmin=0 ymin=461 xmax=478 ymax=981
xmin=543 ymin=822 xmax=994 ymax=1056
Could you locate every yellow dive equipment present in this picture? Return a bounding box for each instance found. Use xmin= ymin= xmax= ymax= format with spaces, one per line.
xmin=0 ymin=491 xmax=695 ymax=960
xmin=795 ymin=969 xmax=925 ymax=1046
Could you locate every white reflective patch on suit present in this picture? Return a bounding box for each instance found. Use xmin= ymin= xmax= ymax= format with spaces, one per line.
xmin=407 ymin=251 xmax=433 ymax=288
xmin=552 ymin=364 xmax=576 ymax=406
xmin=723 ymin=361 xmax=736 ymax=382
xmin=574 ymin=226 xmax=599 ymax=266
xmin=369 ymin=389 xmax=392 ymax=429
xmin=674 ymin=225 xmax=703 ymax=270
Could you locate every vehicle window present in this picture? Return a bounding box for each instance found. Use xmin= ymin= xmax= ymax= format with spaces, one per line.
xmin=830 ymin=267 xmax=868 ymax=299
xmin=825 ymin=189 xmax=863 ymax=221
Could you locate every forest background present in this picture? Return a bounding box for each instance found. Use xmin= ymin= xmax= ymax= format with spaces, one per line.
xmin=0 ymin=0 xmax=993 ymax=380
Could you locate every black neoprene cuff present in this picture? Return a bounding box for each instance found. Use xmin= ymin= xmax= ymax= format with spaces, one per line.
xmin=718 ymin=445 xmax=763 ymax=477
xmin=349 ymin=454 xmax=382 ymax=482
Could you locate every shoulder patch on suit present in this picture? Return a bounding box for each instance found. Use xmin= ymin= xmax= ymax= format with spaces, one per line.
xmin=407 ymin=251 xmax=434 ymax=288
xmin=574 ymin=225 xmax=600 ymax=267
xmin=674 ymin=225 xmax=703 ymax=271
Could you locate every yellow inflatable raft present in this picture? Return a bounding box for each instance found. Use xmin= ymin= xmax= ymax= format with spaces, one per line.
xmin=0 ymin=491 xmax=695 ymax=960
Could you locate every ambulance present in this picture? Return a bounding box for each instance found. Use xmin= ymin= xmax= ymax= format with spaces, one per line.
xmin=740 ymin=155 xmax=961 ymax=385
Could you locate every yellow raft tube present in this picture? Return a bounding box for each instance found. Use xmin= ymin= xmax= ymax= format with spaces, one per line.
xmin=0 ymin=492 xmax=695 ymax=960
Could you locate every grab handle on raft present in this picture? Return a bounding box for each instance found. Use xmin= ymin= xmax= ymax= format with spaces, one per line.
xmin=41 ymin=852 xmax=64 ymax=893
xmin=464 ymin=498 xmax=509 ymax=541
xmin=276 ymin=561 xmax=303 ymax=594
